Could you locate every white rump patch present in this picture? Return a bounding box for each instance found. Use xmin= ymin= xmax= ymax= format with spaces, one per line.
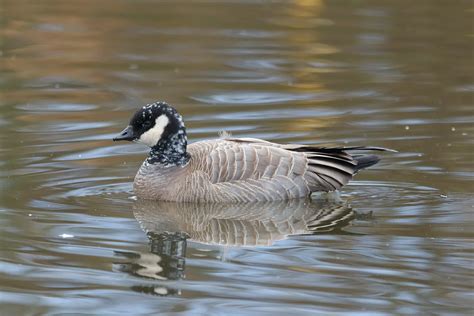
xmin=138 ymin=114 xmax=169 ymax=147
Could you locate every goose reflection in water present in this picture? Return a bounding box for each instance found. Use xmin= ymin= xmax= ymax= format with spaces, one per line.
xmin=115 ymin=196 xmax=356 ymax=296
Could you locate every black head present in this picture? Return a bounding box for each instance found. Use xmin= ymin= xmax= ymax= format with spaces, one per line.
xmin=114 ymin=102 xmax=185 ymax=146
xmin=114 ymin=102 xmax=188 ymax=165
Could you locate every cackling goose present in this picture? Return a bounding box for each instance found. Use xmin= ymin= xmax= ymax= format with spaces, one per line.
xmin=113 ymin=101 xmax=394 ymax=202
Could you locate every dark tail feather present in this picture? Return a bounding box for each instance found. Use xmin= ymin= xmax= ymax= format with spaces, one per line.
xmin=284 ymin=144 xmax=395 ymax=176
xmin=334 ymin=146 xmax=397 ymax=153
xmin=353 ymin=154 xmax=380 ymax=171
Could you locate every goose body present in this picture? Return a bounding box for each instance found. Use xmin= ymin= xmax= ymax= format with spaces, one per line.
xmin=114 ymin=102 xmax=393 ymax=202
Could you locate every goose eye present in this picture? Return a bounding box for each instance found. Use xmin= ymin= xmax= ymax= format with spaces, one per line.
xmin=143 ymin=121 xmax=152 ymax=128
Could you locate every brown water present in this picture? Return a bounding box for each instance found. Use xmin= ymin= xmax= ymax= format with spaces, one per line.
xmin=1 ymin=0 xmax=473 ymax=315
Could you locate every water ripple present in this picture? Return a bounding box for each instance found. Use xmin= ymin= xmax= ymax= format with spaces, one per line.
xmin=192 ymin=91 xmax=330 ymax=105
xmin=16 ymin=103 xmax=97 ymax=112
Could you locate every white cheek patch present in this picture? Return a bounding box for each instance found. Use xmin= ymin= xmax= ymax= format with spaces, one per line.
xmin=138 ymin=115 xmax=170 ymax=146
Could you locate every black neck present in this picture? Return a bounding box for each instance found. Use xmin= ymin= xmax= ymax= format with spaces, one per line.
xmin=147 ymin=132 xmax=189 ymax=166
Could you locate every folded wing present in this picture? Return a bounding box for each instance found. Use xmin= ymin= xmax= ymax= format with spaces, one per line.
xmin=188 ymin=138 xmax=392 ymax=199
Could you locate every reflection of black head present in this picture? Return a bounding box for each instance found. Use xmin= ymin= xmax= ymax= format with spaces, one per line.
xmin=113 ymin=231 xmax=188 ymax=287
xmin=148 ymin=231 xmax=188 ymax=281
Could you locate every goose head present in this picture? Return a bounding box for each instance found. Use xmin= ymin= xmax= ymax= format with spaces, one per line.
xmin=114 ymin=102 xmax=189 ymax=165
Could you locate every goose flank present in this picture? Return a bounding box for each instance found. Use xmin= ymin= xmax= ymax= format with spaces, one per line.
xmin=113 ymin=101 xmax=395 ymax=202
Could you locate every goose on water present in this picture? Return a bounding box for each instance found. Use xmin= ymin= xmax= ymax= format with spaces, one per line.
xmin=113 ymin=101 xmax=394 ymax=202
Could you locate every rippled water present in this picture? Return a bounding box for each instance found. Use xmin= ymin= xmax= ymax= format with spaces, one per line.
xmin=1 ymin=0 xmax=473 ymax=315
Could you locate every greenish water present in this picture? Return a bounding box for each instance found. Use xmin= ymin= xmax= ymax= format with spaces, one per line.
xmin=1 ymin=1 xmax=473 ymax=315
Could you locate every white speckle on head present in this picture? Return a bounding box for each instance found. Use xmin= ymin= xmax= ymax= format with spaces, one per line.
xmin=138 ymin=114 xmax=169 ymax=147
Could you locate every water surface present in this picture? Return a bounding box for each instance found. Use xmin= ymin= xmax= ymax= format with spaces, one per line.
xmin=1 ymin=0 xmax=473 ymax=315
